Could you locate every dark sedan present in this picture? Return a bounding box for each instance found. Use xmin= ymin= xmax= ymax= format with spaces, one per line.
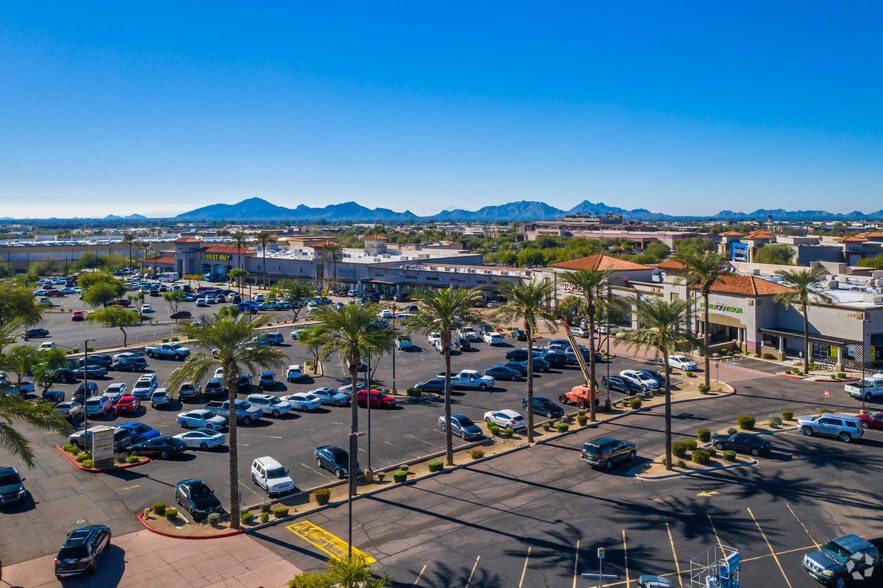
xmin=505 ymin=349 xmax=531 ymax=361
xmin=602 ymin=376 xmax=642 ymax=395
xmin=710 ymin=432 xmax=772 ymax=456
xmin=315 ymin=445 xmax=361 ymax=479
xmin=519 ymin=358 xmax=550 ymax=373
xmin=74 ymin=365 xmax=108 ymax=379
xmin=511 ymin=329 xmax=527 ymax=341
xmin=484 ymin=365 xmax=522 ymax=381
xmin=501 ymin=361 xmax=529 ymax=376
xmin=521 ymin=396 xmax=565 ymax=419
xmin=79 ymin=354 xmax=113 ymax=368
xmin=130 ymin=436 xmax=187 ymax=459
xmin=175 ymin=479 xmax=222 ymax=521
xmin=539 ymin=352 xmax=568 ymax=368
xmin=638 ymin=370 xmax=666 ymax=386
xmin=415 ymin=378 xmax=446 ymax=393
xmin=25 ymin=328 xmax=49 ymax=338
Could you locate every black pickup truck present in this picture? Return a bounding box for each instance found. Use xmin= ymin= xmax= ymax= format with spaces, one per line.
xmin=802 ymin=534 xmax=883 ymax=588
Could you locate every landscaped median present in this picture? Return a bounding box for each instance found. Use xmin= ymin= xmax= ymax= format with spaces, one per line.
xmin=138 ymin=503 xmax=243 ymax=539
xmin=56 ymin=444 xmax=149 ymax=472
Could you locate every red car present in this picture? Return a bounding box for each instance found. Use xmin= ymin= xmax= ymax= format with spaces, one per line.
xmin=115 ymin=396 xmax=141 ymax=414
xmin=859 ymin=411 xmax=883 ymax=430
xmin=170 ymin=311 xmax=192 ymax=320
xmin=356 ymin=390 xmax=397 ymax=409
xmin=71 ymin=311 xmax=85 ymax=321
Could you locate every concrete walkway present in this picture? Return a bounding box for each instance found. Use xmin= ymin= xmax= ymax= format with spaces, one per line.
xmin=1 ymin=529 xmax=301 ymax=588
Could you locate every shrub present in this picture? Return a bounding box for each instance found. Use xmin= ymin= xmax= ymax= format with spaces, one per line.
xmin=165 ymin=508 xmax=178 ymax=521
xmin=723 ymin=450 xmax=737 ymax=462
xmin=677 ymin=460 xmax=687 ymax=468
xmin=807 ymin=362 xmax=817 ymax=371
xmin=705 ymin=447 xmax=717 ymax=457
xmin=153 ymin=503 xmax=166 ymax=515
xmin=546 ymin=419 xmax=555 ymax=428
xmin=577 ymin=408 xmax=587 ymax=416
xmin=305 ymin=360 xmax=314 ymax=368
xmin=504 ymin=427 xmax=514 ymax=438
xmin=126 ymin=455 xmax=140 ymax=464
xmin=171 ymin=337 xmax=179 ymax=342
xmin=542 ymin=422 xmax=551 ymax=431
xmin=427 ymin=460 xmax=444 ymax=473
xmin=406 ymin=388 xmax=422 ymax=397
xmin=769 ymin=414 xmax=783 ymax=428
xmin=737 ymin=416 xmax=756 ymax=430
xmin=818 ymin=408 xmax=832 ymax=415
xmin=556 ymin=422 xmax=569 ymax=432
xmin=837 ymin=372 xmax=846 ymax=379
xmin=698 ymin=384 xmax=710 ymax=394
xmin=376 ymin=471 xmax=386 ymax=481
xmin=686 ymin=370 xmax=693 ymax=377
xmin=629 ymin=397 xmax=642 ymax=410
xmin=241 ymin=512 xmax=254 ymax=525
xmin=81 ymin=459 xmax=93 ymax=468
xmin=636 ymin=392 xmax=645 ymax=400
xmin=273 ymin=507 xmax=290 ymax=519
xmin=488 ymin=423 xmax=500 ymax=435
xmin=313 ymin=488 xmax=331 ymax=506
xmin=683 ymin=439 xmax=698 ymax=451
xmin=692 ymin=450 xmax=710 ymax=465
xmin=261 ymin=512 xmax=269 ymax=524
xmin=207 ymin=512 xmax=220 ymax=526
xmin=85 ymin=346 xmax=94 ymax=352
xmin=75 ymin=453 xmax=90 ymax=463
xmin=782 ymin=409 xmax=794 ymax=420
xmin=577 ymin=415 xmax=588 ymax=426
xmin=399 ymin=464 xmax=409 ymax=472
xmin=261 ymin=502 xmax=271 ymax=513
xmin=762 ymin=353 xmax=776 ymax=360
xmin=63 ymin=444 xmax=80 ymax=454
xmin=392 ymin=470 xmax=408 ymax=483
xmin=671 ymin=442 xmax=687 ymax=458
xmin=470 ymin=449 xmax=484 ymax=460
xmin=162 ymin=338 xmax=169 ymax=343
xmin=793 ymin=369 xmax=803 ymax=376
xmin=697 ymin=428 xmax=711 ymax=443
xmin=727 ymin=427 xmax=737 ymax=435
xmin=719 ymin=349 xmax=728 ymax=356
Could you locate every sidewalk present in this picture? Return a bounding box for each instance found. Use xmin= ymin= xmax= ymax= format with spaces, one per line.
xmin=1 ymin=529 xmax=301 ymax=588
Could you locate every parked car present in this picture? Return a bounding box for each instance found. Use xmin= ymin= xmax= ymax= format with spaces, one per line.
xmin=308 ymin=387 xmax=350 ymax=407
xmin=69 ymin=426 xmax=134 ymax=450
xmin=285 ymin=364 xmax=304 ymax=381
xmin=73 ymin=381 xmax=99 ymax=403
xmin=170 ymin=311 xmax=192 ymax=320
xmin=54 ymin=525 xmax=111 ymax=578
xmin=130 ymin=436 xmax=187 ymax=459
xmin=246 ymin=393 xmax=292 ymax=417
xmin=668 ymin=355 xmax=697 ymax=371
xmin=511 ymin=329 xmax=527 ymax=341
xmin=281 ymin=392 xmax=322 ymax=412
xmin=580 ymin=437 xmax=637 ymax=470
xmin=505 ymin=348 xmax=533 ymax=361
xmin=0 ymin=466 xmax=27 ymax=505
xmin=84 ymin=395 xmax=113 ymax=417
xmin=173 ymin=429 xmax=225 ymax=450
xmin=150 ymin=388 xmax=172 ymax=408
xmin=797 ymin=413 xmax=864 ymax=442
xmin=602 ymin=376 xmax=642 ymax=395
xmin=114 ymin=395 xmax=141 ymax=414
xmin=177 ymin=381 xmax=202 ymax=400
xmin=55 ymin=401 xmax=83 ymax=420
xmin=71 ymin=311 xmax=85 ymax=321
xmin=519 ymin=358 xmax=550 ymax=373
xmin=483 ymin=331 xmax=504 ymax=345
xmin=54 ymin=368 xmax=78 ymax=384
xmin=619 ymin=370 xmax=660 ymax=391
xmin=80 ymin=354 xmax=112 ymax=368
xmin=176 ymin=409 xmax=226 ymax=429
xmin=538 ymin=352 xmax=568 ymax=368
xmin=74 ymin=365 xmax=108 ymax=380
xmin=141 ymin=304 xmax=154 ymax=313
xmin=710 ymin=432 xmax=772 ymax=456
xmin=415 ymin=378 xmax=446 ymax=394
xmin=258 ymin=371 xmax=276 ymax=389
xmin=102 ymin=383 xmax=127 ymax=404
xmin=25 ymin=328 xmax=49 ymax=338
xmin=204 ymin=378 xmax=226 ymax=397
xmin=132 ymin=373 xmax=158 ymax=399
xmin=250 ymin=456 xmax=295 ymax=496
xmin=521 ymin=396 xmax=564 ymax=419
xmin=638 ymin=370 xmax=666 ymax=387
xmin=483 ymin=409 xmax=527 ymax=431
xmin=483 ymin=365 xmax=521 ymax=381
xmin=175 ymin=479 xmax=222 ymax=521
xmin=315 ymin=445 xmax=361 ymax=479
xmin=357 ymin=390 xmax=397 ymax=409
xmin=570 ymin=327 xmax=587 ymax=337
xmin=858 ymin=411 xmax=883 ymax=430
xmin=501 ymin=361 xmax=530 ymax=376
xmin=438 ymin=414 xmax=483 ymax=440
xmin=235 ymin=374 xmax=253 ymax=393
xmin=112 ymin=356 xmax=147 ymax=371
xmin=115 ymin=422 xmax=161 ymax=443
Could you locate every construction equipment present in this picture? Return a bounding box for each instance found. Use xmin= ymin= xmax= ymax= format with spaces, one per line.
xmin=690 ymin=544 xmax=741 ymax=588
xmin=560 ymin=318 xmax=600 ymax=407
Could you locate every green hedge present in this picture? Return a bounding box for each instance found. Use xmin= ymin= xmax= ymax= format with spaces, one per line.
xmin=577 ymin=415 xmax=588 ymax=426
xmin=470 ymin=449 xmax=484 ymax=460
xmin=427 ymin=460 xmax=444 ymax=473
xmin=208 ymin=512 xmax=220 ymax=526
xmin=406 ymin=388 xmax=422 ymax=397
xmin=682 ymin=439 xmax=698 ymax=451
xmin=313 ymin=488 xmax=331 ymax=506
xmin=273 ymin=507 xmax=290 ymax=519
xmin=241 ymin=512 xmax=254 ymax=525
xmin=722 ymin=450 xmax=737 ymax=462
xmin=692 ymin=450 xmax=710 ymax=465
xmin=503 ymin=427 xmax=514 ymax=437
xmin=737 ymin=416 xmax=755 ymax=430
xmin=697 ymin=428 xmax=711 ymax=443
xmin=392 ymin=470 xmax=408 ymax=483
xmin=165 ymin=508 xmax=178 ymax=521
xmin=556 ymin=422 xmax=569 ymax=433
xmin=671 ymin=442 xmax=687 ymax=458
xmin=152 ymin=502 xmax=166 ymax=515
xmin=698 ymin=384 xmax=710 ymax=394
xmin=782 ymin=409 xmax=793 ymax=420
xmin=629 ymin=397 xmax=642 ymax=410
xmin=81 ymin=459 xmax=93 ymax=469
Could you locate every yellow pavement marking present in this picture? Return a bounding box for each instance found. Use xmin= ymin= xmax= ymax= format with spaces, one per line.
xmin=465 ymin=555 xmax=480 ymax=587
xmin=622 ymin=530 xmax=630 ymax=588
xmin=518 ymin=546 xmax=531 ymax=588
xmin=650 ymin=497 xmax=668 ymax=503
xmin=286 ymin=520 xmax=376 ymax=563
xmin=665 ymin=523 xmax=684 ymax=588
xmin=412 ymin=564 xmax=426 ymax=586
xmin=786 ymin=501 xmax=821 ymax=549
xmin=118 ymin=484 xmax=141 ymax=491
xmin=696 ymin=490 xmax=719 ymax=497
xmin=572 ymin=539 xmax=580 ymax=588
xmin=707 ymin=514 xmax=724 ymax=550
xmin=747 ymin=507 xmax=793 ymax=588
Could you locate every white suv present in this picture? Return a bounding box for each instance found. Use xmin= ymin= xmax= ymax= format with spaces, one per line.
xmin=132 ymin=373 xmax=158 ymax=399
xmin=483 ymin=332 xmax=504 ymax=346
xmin=286 ymin=365 xmax=303 ymax=382
xmin=246 ymin=394 xmax=292 ymax=418
xmin=619 ymin=370 xmax=660 ymax=391
xmin=250 ymin=456 xmax=295 ymax=497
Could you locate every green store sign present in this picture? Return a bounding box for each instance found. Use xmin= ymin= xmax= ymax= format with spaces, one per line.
xmin=700 ymin=302 xmax=742 ymax=314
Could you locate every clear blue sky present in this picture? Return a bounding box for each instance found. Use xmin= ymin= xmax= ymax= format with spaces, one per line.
xmin=1 ymin=2 xmax=881 ymax=218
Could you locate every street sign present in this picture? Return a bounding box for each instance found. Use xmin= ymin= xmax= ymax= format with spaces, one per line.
xmin=825 ymin=390 xmax=829 ymax=397
xmin=597 ymin=547 xmax=605 ymax=559
xmin=91 ymin=425 xmax=115 ymax=467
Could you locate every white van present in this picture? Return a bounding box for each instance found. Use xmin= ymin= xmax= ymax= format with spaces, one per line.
xmin=159 ymin=272 xmax=179 ymax=282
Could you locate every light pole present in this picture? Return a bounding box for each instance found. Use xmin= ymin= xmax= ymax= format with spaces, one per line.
xmin=347 ymin=430 xmax=364 ymax=560
xmin=364 ymin=346 xmax=374 ymax=471
xmin=861 ymin=315 xmax=868 ymax=413
xmin=605 ymin=297 xmax=611 ymax=403
xmin=82 ymin=338 xmax=95 ymax=437
xmin=391 ymin=305 xmax=397 ymax=394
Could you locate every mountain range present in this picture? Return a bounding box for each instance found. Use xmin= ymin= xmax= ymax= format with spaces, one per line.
xmin=172 ymin=197 xmax=883 ymax=222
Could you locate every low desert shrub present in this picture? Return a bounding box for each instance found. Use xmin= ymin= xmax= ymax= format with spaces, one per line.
xmin=165 ymin=508 xmax=178 ymax=521
xmin=723 ymin=450 xmax=737 ymax=462
xmin=705 ymin=447 xmax=717 ymax=457
xmin=392 ymin=470 xmax=408 ymax=483
xmin=503 ymin=427 xmax=514 ymax=438
xmin=75 ymin=453 xmax=90 ymax=463
xmin=375 ymin=471 xmax=386 ymax=482
xmin=126 ymin=455 xmax=140 ymax=464
xmin=577 ymin=415 xmax=588 ymax=426
xmin=556 ymin=422 xmax=569 ymax=433
xmin=782 ymin=409 xmax=794 ymax=420
xmin=241 ymin=512 xmax=254 ymax=525
xmin=682 ymin=439 xmax=698 ymax=451
xmin=207 ymin=512 xmax=220 ymax=526
xmin=399 ymin=464 xmax=409 ymax=472
xmin=261 ymin=502 xmax=271 ymax=513
xmin=427 ymin=460 xmax=444 ymax=473
xmin=313 ymin=488 xmax=331 ymax=506
xmin=629 ymin=397 xmax=642 ymax=410
xmin=577 ymin=408 xmax=587 ymax=416
xmin=837 ymin=372 xmax=846 ymax=379
xmin=81 ymin=459 xmax=93 ymax=468
xmin=406 ymin=388 xmax=422 ymax=397
xmin=727 ymin=427 xmax=737 ymax=435
xmin=737 ymin=416 xmax=756 ymax=430
xmin=671 ymin=442 xmax=688 ymax=458
xmin=62 ymin=444 xmax=79 ymax=454
xmin=697 ymin=428 xmax=711 ymax=443
xmin=698 ymin=384 xmax=710 ymax=394
xmin=470 ymin=449 xmax=484 ymax=460
xmin=818 ymin=408 xmax=833 ymax=415
xmin=686 ymin=370 xmax=693 ymax=377
xmin=488 ymin=423 xmax=500 ymax=435
xmin=261 ymin=512 xmax=269 ymax=524
xmin=273 ymin=507 xmax=290 ymax=519
xmin=769 ymin=414 xmax=783 ymax=428
xmin=152 ymin=503 xmax=166 ymax=515
xmin=762 ymin=353 xmax=776 ymax=360
xmin=692 ymin=450 xmax=710 ymax=465
xmin=542 ymin=422 xmax=551 ymax=431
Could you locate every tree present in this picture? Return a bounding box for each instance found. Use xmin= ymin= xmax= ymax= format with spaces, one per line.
xmin=288 ymin=553 xmax=389 ymax=588
xmin=0 ymin=282 xmax=44 ymax=343
xmin=168 ymin=314 xmax=286 ymax=529
xmin=675 ymin=237 xmax=716 ymax=257
xmin=254 ymin=231 xmax=276 ymax=287
xmin=616 ymin=298 xmax=704 ymax=471
xmin=121 ymin=232 xmax=137 ymax=269
xmin=754 ymin=244 xmax=794 ymax=265
xmin=0 ymin=395 xmax=72 ymax=468
xmin=320 ymin=243 xmax=344 ymax=290
xmin=516 ymin=248 xmax=545 ymax=268
xmin=77 ymin=271 xmax=121 ymax=291
xmin=86 ymin=306 xmax=141 ymax=347
xmin=856 ymin=254 xmax=883 ymax=269
xmin=405 ymin=287 xmax=483 ymax=465
xmin=1 ymin=345 xmax=38 ymax=388
xmin=560 ymin=268 xmax=617 ymax=423
xmin=671 ymin=251 xmax=731 ymax=389
xmin=271 ymin=280 xmax=315 ymax=322
xmin=230 ymin=231 xmax=249 ymax=275
xmin=32 ymin=349 xmax=70 ymax=396
xmin=182 ymin=274 xmax=203 ymax=290
xmin=229 ymin=269 xmax=249 ymax=295
xmin=296 ymin=325 xmax=331 ymax=369
xmin=81 ymin=281 xmax=125 ymax=308
xmin=774 ymin=267 xmax=833 ymax=373
xmin=163 ymin=290 xmax=185 ymax=316
xmin=490 ymin=281 xmax=557 ymax=442
xmin=127 ymin=291 xmax=146 ymax=320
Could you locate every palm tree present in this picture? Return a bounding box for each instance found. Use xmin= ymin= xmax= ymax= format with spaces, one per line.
xmin=230 ymin=231 xmax=249 ymax=275
xmin=490 ymin=281 xmax=557 ymax=442
xmin=560 ymin=268 xmax=617 ymax=423
xmin=311 ymin=304 xmax=395 ymax=482
xmin=135 ymin=241 xmax=150 ymax=275
xmin=169 ymin=314 xmax=286 ymax=529
xmin=406 ymin=287 xmax=483 ymax=465
xmin=774 ymin=267 xmax=833 ymax=373
xmin=254 ymin=231 xmax=276 ymax=287
xmin=671 ymin=251 xmax=730 ymax=388
xmin=321 ymin=243 xmax=344 ymax=291
xmin=121 ymin=232 xmax=137 ymax=269
xmin=617 ymin=297 xmax=704 ymax=471
xmin=1 ymin=395 xmax=71 ymax=468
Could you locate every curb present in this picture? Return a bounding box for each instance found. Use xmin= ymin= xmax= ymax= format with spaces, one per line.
xmin=813 ymin=377 xmax=860 ymax=383
xmin=631 ymin=458 xmax=758 ymax=480
xmin=137 ymin=508 xmax=244 ymax=539
xmin=777 ymin=373 xmax=805 ymax=379
xmin=56 ymin=445 xmax=151 ymax=472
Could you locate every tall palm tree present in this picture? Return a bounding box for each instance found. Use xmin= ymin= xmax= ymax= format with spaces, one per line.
xmin=617 ymin=297 xmax=704 ymax=471
xmin=230 ymin=231 xmax=249 ymax=275
xmin=321 ymin=243 xmax=344 ymax=291
xmin=671 ymin=251 xmax=730 ymax=388
xmin=560 ymin=268 xmax=617 ymax=423
xmin=406 ymin=287 xmax=482 ymax=465
xmin=169 ymin=314 xmax=286 ymax=529
xmin=254 ymin=231 xmax=276 ymax=287
xmin=490 ymin=281 xmax=557 ymax=442
xmin=135 ymin=241 xmax=150 ymax=275
xmin=121 ymin=232 xmax=137 ymax=269
xmin=1 ymin=395 xmax=71 ymax=468
xmin=312 ymin=304 xmax=394 ymax=486
xmin=774 ymin=267 xmax=833 ymax=373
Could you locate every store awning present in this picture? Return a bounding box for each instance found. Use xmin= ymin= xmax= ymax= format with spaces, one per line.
xmin=759 ymin=327 xmax=859 ymax=346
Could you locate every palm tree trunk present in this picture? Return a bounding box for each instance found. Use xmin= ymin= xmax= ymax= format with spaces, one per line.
xmin=443 ymin=339 xmax=453 ymax=465
xmin=803 ymin=307 xmax=810 ymax=373
xmin=525 ymin=329 xmax=534 ymax=443
xmin=227 ymin=376 xmax=241 ymax=528
xmin=262 ymin=250 xmax=267 ymax=288
xmin=663 ymin=351 xmax=672 ymax=471
xmin=703 ymin=290 xmax=711 ymax=388
xmin=587 ymin=303 xmax=597 ymax=422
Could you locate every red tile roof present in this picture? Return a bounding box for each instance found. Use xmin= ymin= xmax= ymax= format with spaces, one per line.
xmin=308 ymin=240 xmax=340 ymax=248
xmin=552 ymin=254 xmax=652 ymax=272
xmin=654 ymin=259 xmax=686 ymax=271
xmin=694 ymin=275 xmax=793 ymax=296
xmin=172 ymin=237 xmax=203 ymax=243
xmin=363 ymin=235 xmax=389 ymax=240
xmin=139 ymin=256 xmax=175 ymax=265
xmin=835 ymin=236 xmax=867 ymax=243
xmin=719 ymin=231 xmax=744 ymax=237
xmin=744 ymin=230 xmax=774 ymax=240
xmin=197 ymin=245 xmax=255 ymax=255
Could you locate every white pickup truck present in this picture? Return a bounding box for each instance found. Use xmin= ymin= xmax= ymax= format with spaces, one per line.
xmin=426 ymin=331 xmax=441 ymax=347
xmin=457 ymin=326 xmax=481 ymax=342
xmin=844 ymin=374 xmax=883 ymax=401
xmin=145 ymin=343 xmax=191 ymax=360
xmin=438 ymin=369 xmax=495 ymax=390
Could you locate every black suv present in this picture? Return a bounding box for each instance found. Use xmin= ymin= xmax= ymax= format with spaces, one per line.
xmin=602 ymin=376 xmax=642 ymax=395
xmin=235 ymin=374 xmax=253 ymax=393
xmin=0 ymin=466 xmax=26 ymax=506
xmin=54 ymin=525 xmax=111 ymax=578
xmin=79 ymin=354 xmax=112 ymax=368
xmin=112 ymin=356 xmax=147 ymax=371
xmin=175 ymin=479 xmax=222 ymax=521
xmin=580 ymin=437 xmax=637 ymax=470
xmin=53 ymin=368 xmax=77 ymax=384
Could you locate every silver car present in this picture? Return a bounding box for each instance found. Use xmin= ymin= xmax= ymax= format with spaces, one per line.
xmin=797 ymin=414 xmax=864 ymax=443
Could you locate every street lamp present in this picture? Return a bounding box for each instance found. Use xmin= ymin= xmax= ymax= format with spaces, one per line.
xmin=82 ymin=338 xmax=95 ymax=437
xmin=391 ymin=305 xmax=397 ymax=394
xmin=347 ymin=430 xmax=364 ymax=560
xmin=364 ymin=346 xmax=375 ymax=471
xmin=605 ymin=293 xmax=611 ymax=403
xmin=861 ymin=315 xmax=868 ymax=413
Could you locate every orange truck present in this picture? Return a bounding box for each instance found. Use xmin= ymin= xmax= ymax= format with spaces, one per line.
xmin=559 ymin=385 xmax=600 ymax=409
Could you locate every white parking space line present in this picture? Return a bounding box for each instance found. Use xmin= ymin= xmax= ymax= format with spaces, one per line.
xmin=747 ymin=507 xmax=793 ymax=588
xmin=405 ymin=434 xmax=434 ymax=446
xmin=384 ymin=440 xmax=421 ymax=456
xmin=464 ymin=555 xmax=480 ymax=587
xmin=238 ymin=434 xmax=283 ymax=439
xmin=412 ymin=564 xmax=427 ymax=586
xmin=518 ymin=546 xmax=531 ymax=588
xmin=571 ymin=539 xmax=580 ymax=588
xmin=300 ymin=462 xmax=326 ymax=476
xmin=239 ymin=480 xmax=259 ymax=496
xmin=785 ymin=501 xmax=821 ymax=549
